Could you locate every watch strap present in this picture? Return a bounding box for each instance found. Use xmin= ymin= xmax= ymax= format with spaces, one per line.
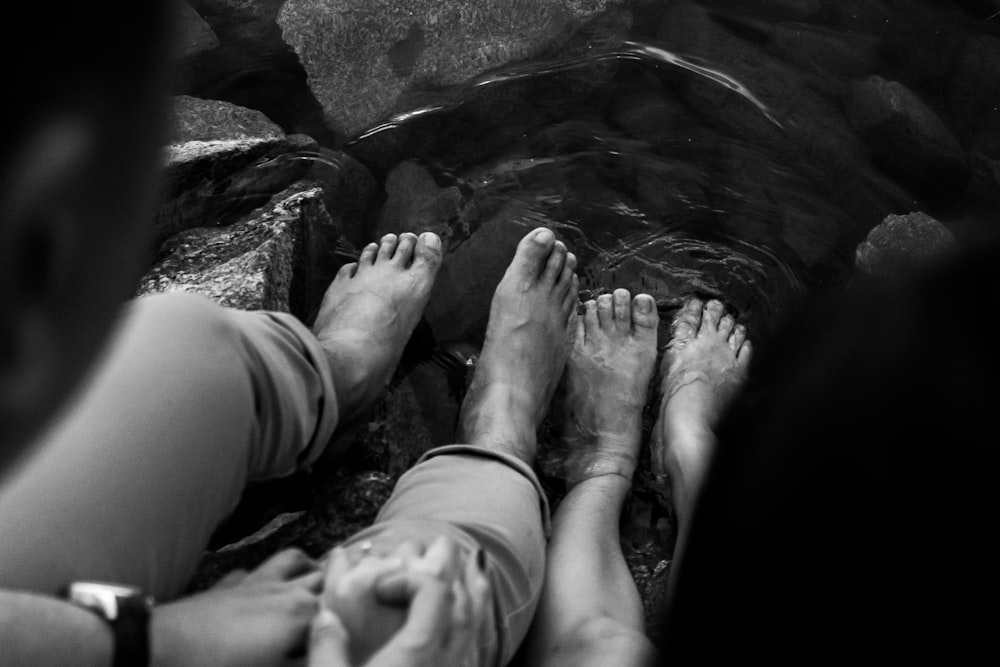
xmin=111 ymin=593 xmax=151 ymax=667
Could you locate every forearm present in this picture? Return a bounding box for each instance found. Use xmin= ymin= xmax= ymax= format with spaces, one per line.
xmin=0 ymin=589 xmax=112 ymax=667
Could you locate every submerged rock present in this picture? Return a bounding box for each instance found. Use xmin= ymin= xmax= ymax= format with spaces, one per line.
xmin=854 ymin=212 xmax=956 ymax=280
xmin=376 ymin=161 xmax=462 ymax=241
xmin=278 ymin=0 xmax=626 ymax=137
xmin=847 ymin=75 xmax=969 ymax=202
xmin=176 ymin=1 xmax=220 ymax=59
xmin=656 ymin=2 xmax=912 ymax=230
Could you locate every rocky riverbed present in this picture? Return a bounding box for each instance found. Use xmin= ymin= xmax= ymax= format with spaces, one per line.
xmin=158 ymin=0 xmax=996 ymax=644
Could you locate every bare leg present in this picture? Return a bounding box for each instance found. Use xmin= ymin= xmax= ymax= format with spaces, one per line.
xmin=652 ymin=298 xmax=751 ymax=557
xmin=523 ymin=289 xmax=661 ymax=667
xmin=456 ymin=228 xmax=579 ymax=464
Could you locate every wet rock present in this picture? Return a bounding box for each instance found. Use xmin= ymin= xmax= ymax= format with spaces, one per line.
xmin=847 ymin=75 xmax=969 ymax=200
xmin=156 ymin=134 xmax=318 ymax=245
xmin=948 ymin=35 xmax=1000 ymax=152
xmin=344 ymin=377 xmax=437 ymax=478
xmin=706 ymin=0 xmax=822 ymax=22
xmin=139 ymin=184 xmax=335 ymax=316
xmin=609 ymin=88 xmax=687 ymax=146
xmin=766 ymin=22 xmax=878 ymax=81
xmin=423 ymin=217 xmax=536 ymax=343
xmin=278 ymin=0 xmax=626 ymax=137
xmin=190 ymin=0 xmax=284 ymax=22
xmin=967 ymin=152 xmax=1000 ymax=209
xmin=171 ymin=95 xmax=284 ymax=142
xmin=376 ymin=161 xmax=463 ymax=240
xmin=854 ymin=212 xmax=956 ymax=280
xmin=814 ymin=0 xmax=892 ymax=33
xmin=176 ymin=1 xmax=220 ymax=59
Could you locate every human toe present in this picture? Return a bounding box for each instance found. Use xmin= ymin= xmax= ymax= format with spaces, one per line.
xmin=718 ymin=313 xmax=735 ymax=337
xmin=336 ymin=262 xmax=358 ymax=280
xmin=583 ymin=298 xmax=598 ymax=332
xmin=597 ymin=294 xmax=614 ymax=329
xmin=562 ymin=274 xmax=579 ymax=319
xmin=413 ymin=232 xmax=443 ymax=271
xmin=511 ymin=227 xmax=556 ymax=281
xmin=359 ymin=242 xmax=378 ymax=266
xmin=394 ymin=233 xmax=418 ymax=265
xmin=613 ymin=289 xmax=631 ymax=330
xmin=701 ymin=300 xmax=725 ymax=333
xmin=730 ymin=324 xmax=746 ymax=351
xmin=377 ymin=234 xmax=399 ymax=261
xmin=632 ymin=294 xmax=658 ymax=334
xmin=542 ymin=241 xmax=568 ymax=284
xmin=672 ymin=298 xmax=703 ymax=341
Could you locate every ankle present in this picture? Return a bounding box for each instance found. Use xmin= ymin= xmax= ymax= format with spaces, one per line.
xmin=458 ymin=385 xmax=539 ymax=462
xmin=565 ymin=469 xmax=634 ymax=498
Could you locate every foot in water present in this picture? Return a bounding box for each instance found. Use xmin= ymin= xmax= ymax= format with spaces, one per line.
xmin=312 ymin=232 xmax=442 ymax=424
xmin=563 ymin=289 xmax=660 ymax=486
xmin=652 ymin=298 xmax=752 ymax=521
xmin=456 ymin=228 xmax=579 ymax=463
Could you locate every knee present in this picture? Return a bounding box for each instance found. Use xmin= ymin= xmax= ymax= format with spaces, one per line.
xmin=129 ymin=293 xmax=241 ymax=353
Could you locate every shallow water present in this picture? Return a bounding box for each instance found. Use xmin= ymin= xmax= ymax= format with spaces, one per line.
xmin=179 ymin=0 xmax=1000 ymax=620
xmin=185 ymin=0 xmax=998 ymax=340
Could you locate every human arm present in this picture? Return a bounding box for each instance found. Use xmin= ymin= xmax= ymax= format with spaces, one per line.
xmin=0 ymin=589 xmax=114 ymax=667
xmin=1 ymin=547 xmax=323 ymax=667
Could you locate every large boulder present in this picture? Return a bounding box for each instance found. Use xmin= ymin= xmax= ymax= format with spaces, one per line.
xmin=278 ymin=0 xmax=626 ymax=137
xmin=139 ymin=184 xmax=336 ymax=316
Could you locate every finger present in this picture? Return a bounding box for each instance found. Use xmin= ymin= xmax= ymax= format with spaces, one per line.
xmin=291 ymin=570 xmax=325 ymax=594
xmin=307 ymin=607 xmax=352 ymax=667
xmin=389 ymin=539 xmax=425 ymax=566
xmin=464 ymin=549 xmax=490 ymax=629
xmin=248 ymin=548 xmax=318 ymax=583
xmin=323 ymin=546 xmax=352 ymax=595
xmin=212 ymin=568 xmax=248 ymax=589
xmin=379 ymin=573 xmax=453 ymax=650
xmin=415 ymin=535 xmax=461 ymax=579
xmin=450 ymin=576 xmax=470 ymax=642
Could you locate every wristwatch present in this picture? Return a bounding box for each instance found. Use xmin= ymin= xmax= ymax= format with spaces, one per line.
xmin=64 ymin=581 xmax=155 ymax=667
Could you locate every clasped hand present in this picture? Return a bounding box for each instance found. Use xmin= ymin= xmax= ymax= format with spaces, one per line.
xmin=151 ymin=536 xmax=489 ymax=667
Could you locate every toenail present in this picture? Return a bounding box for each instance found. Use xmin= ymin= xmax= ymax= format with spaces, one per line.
xmin=533 ymin=228 xmax=554 ymax=244
xmin=421 ymin=232 xmax=441 ymax=249
xmin=636 ymin=297 xmax=653 ymax=313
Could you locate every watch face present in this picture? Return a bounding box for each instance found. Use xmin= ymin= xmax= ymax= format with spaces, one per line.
xmin=66 ymin=581 xmax=152 ymax=621
xmin=69 ymin=581 xmax=144 ymax=598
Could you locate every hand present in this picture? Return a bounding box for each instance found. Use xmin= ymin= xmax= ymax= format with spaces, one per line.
xmin=152 ymin=548 xmax=323 ymax=667
xmin=307 ymin=537 xmax=491 ymax=667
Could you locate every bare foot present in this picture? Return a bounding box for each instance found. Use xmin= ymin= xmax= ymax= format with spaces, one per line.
xmin=312 ymin=232 xmax=442 ymax=424
xmin=456 ymin=228 xmax=579 ymax=463
xmin=563 ymin=289 xmax=659 ymax=485
xmin=652 ymin=298 xmax=751 ymax=521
